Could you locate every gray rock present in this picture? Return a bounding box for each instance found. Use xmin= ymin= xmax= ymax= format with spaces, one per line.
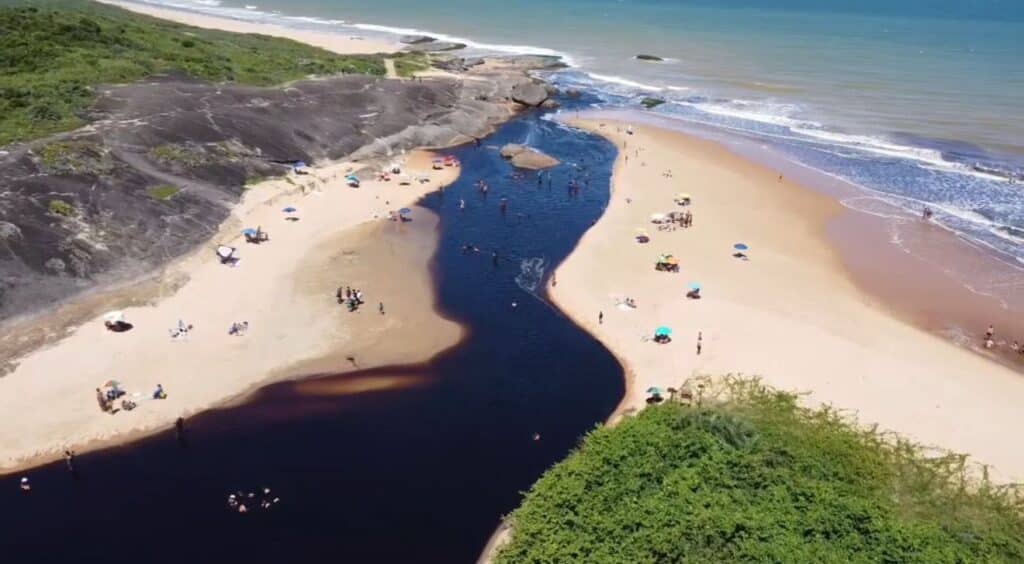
xmin=404 ymin=41 xmax=466 ymax=53
xmin=499 ymin=144 xmax=560 ymax=169
xmin=400 ymin=35 xmax=436 ymax=45
xmin=540 ymin=99 xmax=560 ymax=110
xmin=510 ymin=81 xmax=549 ymax=107
xmin=44 ymin=258 xmax=66 ymax=273
xmin=635 ymin=54 xmax=664 ymax=62
xmin=0 ymin=222 xmax=21 ymax=241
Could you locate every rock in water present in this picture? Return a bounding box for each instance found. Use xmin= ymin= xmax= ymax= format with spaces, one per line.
xmin=400 ymin=35 xmax=436 ymax=45
xmin=540 ymin=99 xmax=560 ymax=110
xmin=634 ymin=54 xmax=664 ymax=62
xmin=510 ymin=81 xmax=549 ymax=107
xmin=641 ymin=97 xmax=666 ymax=109
xmin=500 ymin=144 xmax=560 ymax=169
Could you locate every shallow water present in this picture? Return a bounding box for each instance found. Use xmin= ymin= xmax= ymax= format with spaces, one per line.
xmin=0 ymin=107 xmax=623 ymax=562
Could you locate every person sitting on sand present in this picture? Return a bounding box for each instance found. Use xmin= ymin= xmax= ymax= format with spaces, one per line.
xmin=153 ymin=384 xmax=167 ymax=400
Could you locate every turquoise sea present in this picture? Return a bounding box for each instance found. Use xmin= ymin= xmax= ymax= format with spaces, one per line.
xmin=130 ymin=0 xmax=1024 ymax=264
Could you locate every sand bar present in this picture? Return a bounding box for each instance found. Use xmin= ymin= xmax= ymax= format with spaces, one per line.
xmin=0 ymin=152 xmax=461 ymax=473
xmin=551 ymin=118 xmax=1024 ymax=482
xmin=97 ymin=0 xmax=398 ymax=55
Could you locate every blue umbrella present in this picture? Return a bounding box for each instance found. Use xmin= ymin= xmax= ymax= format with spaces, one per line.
xmin=282 ymin=207 xmax=297 ymax=213
xmin=241 ymin=228 xmax=258 ymax=236
xmin=689 ymin=282 xmax=701 ymax=291
xmin=345 ymin=174 xmax=359 ymax=181
xmin=399 ymin=208 xmax=412 ymax=215
xmin=655 ymin=326 xmax=673 ymax=337
xmin=294 ymin=161 xmax=307 ymax=168
xmin=733 ymin=243 xmax=749 ymax=251
xmin=646 ymin=386 xmax=663 ymax=395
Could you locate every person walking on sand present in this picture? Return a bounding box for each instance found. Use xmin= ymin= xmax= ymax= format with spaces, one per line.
xmin=696 ymin=332 xmax=703 ymax=355
xmin=379 ymin=302 xmax=385 ymax=315
xmin=599 ymin=311 xmax=604 ymax=325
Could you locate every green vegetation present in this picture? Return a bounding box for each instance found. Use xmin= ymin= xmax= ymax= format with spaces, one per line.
xmin=0 ymin=0 xmax=389 ymax=145
xmin=147 ymin=184 xmax=179 ymax=201
xmin=497 ymin=378 xmax=1024 ymax=563
xmin=392 ymin=52 xmax=432 ymax=77
xmin=47 ymin=199 xmax=74 ymax=216
xmin=35 ymin=139 xmax=116 ymax=174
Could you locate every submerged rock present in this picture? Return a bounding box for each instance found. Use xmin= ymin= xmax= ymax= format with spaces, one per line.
xmin=641 ymin=97 xmax=666 ymax=109
xmin=500 ymin=144 xmax=560 ymax=169
xmin=400 ymin=35 xmax=436 ymax=45
xmin=634 ymin=54 xmax=664 ymax=62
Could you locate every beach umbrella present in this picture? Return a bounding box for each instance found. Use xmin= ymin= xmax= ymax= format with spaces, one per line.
xmin=103 ymin=380 xmax=121 ymax=388
xmin=733 ymin=243 xmax=748 ymax=251
xmin=294 ymin=161 xmax=307 ymax=168
xmin=689 ymin=282 xmax=701 ymax=291
xmin=241 ymin=228 xmax=258 ymax=236
xmin=399 ymin=207 xmax=412 ymax=215
xmin=650 ymin=213 xmax=667 ymax=223
xmin=677 ymin=192 xmax=691 ymax=200
xmin=655 ymin=326 xmax=673 ymax=337
xmin=216 ymin=245 xmax=235 ymax=259
xmin=646 ymin=386 xmax=663 ymax=395
xmin=103 ymin=311 xmax=125 ymax=324
xmin=282 ymin=206 xmax=297 ymax=213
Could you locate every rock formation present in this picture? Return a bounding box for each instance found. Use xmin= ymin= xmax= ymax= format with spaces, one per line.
xmin=500 ymin=144 xmax=560 ymax=169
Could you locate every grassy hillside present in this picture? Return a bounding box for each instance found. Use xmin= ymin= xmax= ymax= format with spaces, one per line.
xmin=0 ymin=0 xmax=389 ymax=145
xmin=497 ymin=379 xmax=1024 ymax=563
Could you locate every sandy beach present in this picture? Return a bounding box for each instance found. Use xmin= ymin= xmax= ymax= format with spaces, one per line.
xmin=97 ymin=0 xmax=398 ymax=55
xmin=0 ymin=151 xmax=462 ymax=472
xmin=550 ymin=118 xmax=1024 ymax=482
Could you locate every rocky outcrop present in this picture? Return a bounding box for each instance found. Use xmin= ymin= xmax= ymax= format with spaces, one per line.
xmin=404 ymin=41 xmax=466 ymax=52
xmin=641 ymin=97 xmax=666 ymax=109
xmin=0 ymin=59 xmax=554 ymax=322
xmin=500 ymin=144 xmax=560 ymax=169
xmin=510 ymin=81 xmax=549 ymax=107
xmin=400 ymin=34 xmax=436 ymax=45
xmin=635 ymin=54 xmax=664 ymax=62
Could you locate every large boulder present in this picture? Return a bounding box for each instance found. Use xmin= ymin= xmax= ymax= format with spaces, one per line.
xmin=500 ymin=144 xmax=560 ymax=169
xmin=510 ymin=81 xmax=549 ymax=107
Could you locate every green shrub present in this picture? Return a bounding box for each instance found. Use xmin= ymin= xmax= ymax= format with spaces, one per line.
xmin=497 ymin=378 xmax=1024 ymax=563
xmin=147 ymin=184 xmax=179 ymax=201
xmin=48 ymin=199 xmax=74 ymax=216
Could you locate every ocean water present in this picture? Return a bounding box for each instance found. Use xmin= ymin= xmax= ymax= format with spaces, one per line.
xmin=126 ymin=0 xmax=1024 ymax=266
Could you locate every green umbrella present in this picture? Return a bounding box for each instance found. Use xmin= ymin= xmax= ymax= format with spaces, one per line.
xmin=655 ymin=326 xmax=673 ymax=337
xmin=646 ymin=386 xmax=663 ymax=395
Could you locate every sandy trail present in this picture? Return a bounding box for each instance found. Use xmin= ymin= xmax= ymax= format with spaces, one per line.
xmin=0 ymin=152 xmax=461 ymax=473
xmin=550 ymin=119 xmax=1024 ymax=482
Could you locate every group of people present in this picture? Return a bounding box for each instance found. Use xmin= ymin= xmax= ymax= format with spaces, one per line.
xmin=169 ymin=319 xmax=194 ymax=340
xmin=227 ymin=487 xmax=280 ymax=513
xmin=336 ymin=285 xmax=365 ymax=312
xmin=94 ymin=382 xmax=166 ymax=414
xmin=985 ymin=325 xmax=1024 ymax=359
xmin=228 ymin=321 xmax=250 ymax=336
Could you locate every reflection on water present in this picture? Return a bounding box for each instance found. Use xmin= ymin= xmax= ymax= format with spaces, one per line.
xmin=0 ymin=104 xmax=624 ymax=563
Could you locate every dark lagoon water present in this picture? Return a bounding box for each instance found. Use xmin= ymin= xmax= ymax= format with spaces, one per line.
xmin=0 ymin=108 xmax=623 ymax=562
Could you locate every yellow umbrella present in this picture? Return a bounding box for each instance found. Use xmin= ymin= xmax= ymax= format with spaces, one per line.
xmin=676 ymin=192 xmax=691 ymax=200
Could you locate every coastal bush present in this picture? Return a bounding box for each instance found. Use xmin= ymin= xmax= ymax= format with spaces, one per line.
xmin=147 ymin=184 xmax=179 ymax=201
xmin=0 ymin=0 xmax=389 ymax=145
xmin=47 ymin=199 xmax=74 ymax=217
xmin=496 ymin=378 xmax=1024 ymax=563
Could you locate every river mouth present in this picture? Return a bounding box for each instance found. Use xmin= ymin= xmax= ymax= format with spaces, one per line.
xmin=0 ymin=106 xmax=625 ymax=562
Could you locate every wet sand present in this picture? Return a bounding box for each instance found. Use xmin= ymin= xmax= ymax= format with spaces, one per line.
xmin=97 ymin=0 xmax=398 ymax=55
xmin=550 ymin=118 xmax=1024 ymax=482
xmin=0 ymin=152 xmax=461 ymax=473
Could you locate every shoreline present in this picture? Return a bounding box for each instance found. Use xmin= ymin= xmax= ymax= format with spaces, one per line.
xmin=549 ymin=117 xmax=1024 ymax=483
xmin=0 ymin=151 xmax=463 ymax=475
xmin=95 ymin=0 xmax=399 ymax=55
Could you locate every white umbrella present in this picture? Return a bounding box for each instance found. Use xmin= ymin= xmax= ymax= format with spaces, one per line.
xmin=103 ymin=311 xmax=126 ymax=324
xmin=650 ymin=213 xmax=667 ymax=223
xmin=216 ymin=246 xmax=235 ymax=259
